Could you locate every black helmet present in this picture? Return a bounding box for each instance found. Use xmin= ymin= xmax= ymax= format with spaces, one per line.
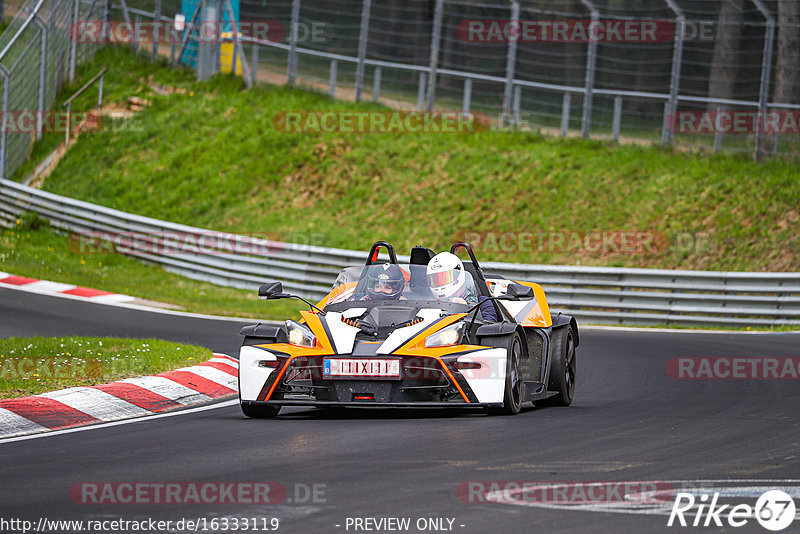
xmin=365 ymin=263 xmax=405 ymax=300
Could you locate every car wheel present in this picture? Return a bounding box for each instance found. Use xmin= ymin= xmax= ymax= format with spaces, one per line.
xmin=485 ymin=332 xmax=524 ymax=416
xmin=241 ymin=403 xmax=281 ymax=418
xmin=538 ymin=325 xmax=576 ymax=407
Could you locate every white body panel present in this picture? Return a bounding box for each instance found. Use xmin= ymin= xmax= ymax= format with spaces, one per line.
xmin=377 ymin=308 xmax=443 ymax=354
xmin=239 ymin=345 xmax=278 ymax=401
xmin=457 ymin=348 xmax=507 ymax=404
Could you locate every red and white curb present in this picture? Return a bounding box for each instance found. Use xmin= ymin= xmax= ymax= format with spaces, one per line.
xmin=0 ymin=354 xmax=239 ymax=439
xmin=0 ymin=271 xmax=137 ymax=304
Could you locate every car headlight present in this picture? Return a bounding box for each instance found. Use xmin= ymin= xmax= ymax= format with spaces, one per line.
xmin=425 ymin=322 xmax=465 ymax=348
xmin=285 ymin=320 xmax=317 ymax=348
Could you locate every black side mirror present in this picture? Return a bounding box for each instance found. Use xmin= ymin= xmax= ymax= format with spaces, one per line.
xmin=502 ymin=283 xmax=535 ymax=300
xmin=258 ymin=282 xmax=286 ymax=300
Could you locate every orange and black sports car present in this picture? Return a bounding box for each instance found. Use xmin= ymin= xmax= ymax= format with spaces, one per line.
xmin=238 ymin=242 xmax=578 ymax=417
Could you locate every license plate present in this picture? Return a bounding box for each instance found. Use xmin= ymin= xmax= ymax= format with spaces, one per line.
xmin=323 ymin=358 xmax=401 ymax=379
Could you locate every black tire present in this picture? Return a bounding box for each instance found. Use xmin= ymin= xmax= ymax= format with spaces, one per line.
xmin=538 ymin=325 xmax=576 ymax=407
xmin=485 ymin=332 xmax=524 ymax=416
xmin=240 ymin=403 xmax=281 ymax=418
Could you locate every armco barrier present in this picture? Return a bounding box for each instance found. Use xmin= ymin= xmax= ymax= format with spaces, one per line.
xmin=1 ymin=179 xmax=799 ymax=327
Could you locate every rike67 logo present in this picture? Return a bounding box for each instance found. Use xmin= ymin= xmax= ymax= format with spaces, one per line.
xmin=668 ymin=489 xmax=796 ymax=531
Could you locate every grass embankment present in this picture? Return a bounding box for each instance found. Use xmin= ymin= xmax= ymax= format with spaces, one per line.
xmin=0 ymin=336 xmax=212 ymax=398
xmin=0 ymin=219 xmax=304 ymax=318
xmin=2 ymin=46 xmax=798 ymax=318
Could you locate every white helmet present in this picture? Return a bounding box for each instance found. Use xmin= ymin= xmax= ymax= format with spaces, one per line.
xmin=427 ymin=252 xmax=466 ymax=298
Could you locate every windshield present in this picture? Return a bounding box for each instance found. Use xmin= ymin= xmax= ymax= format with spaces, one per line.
xmin=326 ymin=264 xmax=481 ymax=307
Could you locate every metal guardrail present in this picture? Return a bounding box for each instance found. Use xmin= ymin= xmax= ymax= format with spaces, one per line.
xmin=1 ymin=179 xmax=799 ymax=327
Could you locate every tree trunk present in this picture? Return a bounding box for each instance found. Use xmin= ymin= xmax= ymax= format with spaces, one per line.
xmin=774 ymin=0 xmax=800 ymax=104
xmin=708 ymin=0 xmax=745 ymax=107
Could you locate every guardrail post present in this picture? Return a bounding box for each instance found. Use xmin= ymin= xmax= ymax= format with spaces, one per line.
xmin=371 ymin=66 xmax=381 ymax=102
xmin=354 ymin=0 xmax=371 ymax=102
xmin=561 ymin=92 xmax=571 ymax=137
xmin=425 ymin=0 xmax=443 ymax=111
xmin=612 ymin=96 xmax=622 ymax=141
xmin=417 ymin=72 xmax=426 ymax=111
xmin=328 ymin=59 xmax=337 ymax=97
xmin=579 ymin=0 xmax=598 ymax=138
xmin=152 ymin=0 xmax=162 ymax=60
xmin=502 ymin=0 xmax=519 ymax=127
xmin=752 ymin=0 xmax=775 ymax=160
xmin=287 ymin=0 xmax=300 ymax=87
xmin=0 ymin=70 xmax=9 ymax=180
xmin=662 ymin=0 xmax=685 ymax=146
xmin=69 ymin=0 xmax=79 ymax=82
xmin=462 ymin=77 xmax=472 ymax=114
xmin=250 ymin=42 xmax=258 ymax=86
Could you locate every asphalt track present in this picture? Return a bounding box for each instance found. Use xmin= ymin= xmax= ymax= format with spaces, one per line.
xmin=1 ymin=287 xmax=799 ymax=534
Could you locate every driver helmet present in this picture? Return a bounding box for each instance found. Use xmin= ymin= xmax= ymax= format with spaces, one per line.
xmin=365 ymin=263 xmax=405 ymax=300
xmin=427 ymin=252 xmax=466 ymax=299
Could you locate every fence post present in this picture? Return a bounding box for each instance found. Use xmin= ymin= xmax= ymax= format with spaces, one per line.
xmin=152 ymin=0 xmax=162 ymax=60
xmin=98 ymin=71 xmax=105 ymax=111
xmin=133 ymin=14 xmax=141 ymax=52
xmin=372 ymin=66 xmax=381 ymax=102
xmin=251 ymin=42 xmax=259 ymax=86
xmin=752 ymin=0 xmax=775 ymax=160
xmin=713 ymin=105 xmax=723 ymax=152
xmin=287 ymin=0 xmax=300 ymax=86
xmin=103 ymin=0 xmax=112 ymax=41
xmin=426 ymin=0 xmax=443 ymax=111
xmin=223 ymin=0 xmax=252 ymax=88
xmin=0 ymin=70 xmax=8 ymax=180
xmin=34 ymin=16 xmax=47 ymax=141
xmin=354 ymin=0 xmax=371 ymax=102
xmin=417 ymin=72 xmax=426 ymax=111
xmin=512 ymin=85 xmax=521 ymax=126
xmin=612 ymin=96 xmax=622 ymax=141
xmin=69 ymin=0 xmax=79 ymax=82
xmin=662 ymin=0 xmax=685 ymax=146
xmin=462 ymin=77 xmax=472 ymax=114
xmin=502 ymin=0 xmax=519 ymax=126
xmin=561 ymin=92 xmax=571 ymax=137
xmin=328 ymin=59 xmax=337 ymax=97
xmin=579 ymin=1 xmax=598 ymax=138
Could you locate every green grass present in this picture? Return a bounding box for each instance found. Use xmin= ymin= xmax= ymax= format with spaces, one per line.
xmin=0 ymin=219 xmax=305 ymax=319
xmin=0 ymin=336 xmax=211 ymax=398
xmin=18 ymin=46 xmax=798 ymax=274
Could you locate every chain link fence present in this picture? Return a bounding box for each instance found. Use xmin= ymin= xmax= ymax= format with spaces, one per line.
xmin=0 ymin=0 xmax=104 ymax=180
xmin=0 ymin=0 xmax=799 ymax=177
